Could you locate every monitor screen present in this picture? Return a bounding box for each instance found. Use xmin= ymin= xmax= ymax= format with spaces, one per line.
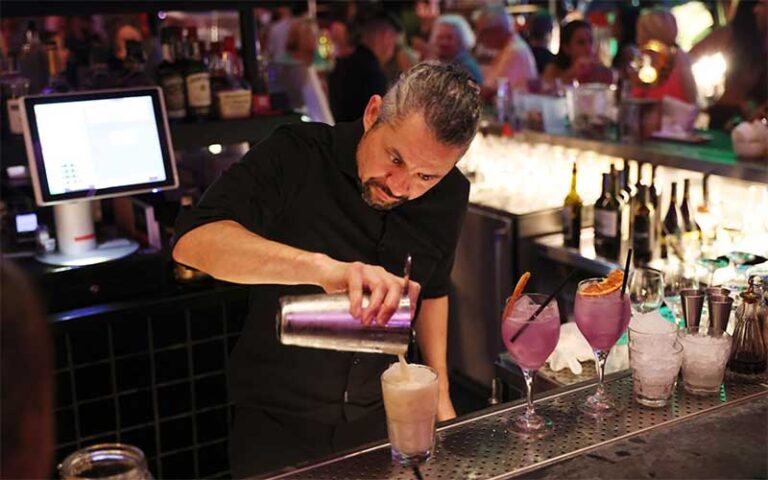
xmin=21 ymin=87 xmax=178 ymax=206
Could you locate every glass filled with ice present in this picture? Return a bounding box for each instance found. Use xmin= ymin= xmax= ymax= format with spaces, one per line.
xmin=630 ymin=339 xmax=683 ymax=408
xmin=679 ymin=326 xmax=732 ymax=395
xmin=381 ymin=363 xmax=439 ymax=465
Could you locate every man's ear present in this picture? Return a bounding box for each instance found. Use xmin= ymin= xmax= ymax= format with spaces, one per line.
xmin=362 ymin=95 xmax=383 ymax=131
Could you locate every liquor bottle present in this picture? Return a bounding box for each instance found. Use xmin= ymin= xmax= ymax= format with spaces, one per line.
xmin=183 ymin=27 xmax=212 ymax=120
xmin=610 ymin=163 xmax=631 ymax=205
xmin=213 ymin=37 xmax=252 ymax=120
xmin=661 ymin=181 xmax=682 ymax=259
xmin=157 ymin=30 xmax=186 ymax=119
xmin=252 ymin=37 xmax=271 ymax=114
xmin=696 ymin=174 xmax=716 ymax=243
xmin=632 ymin=185 xmax=655 ymax=266
xmin=648 ymin=164 xmax=661 ymax=256
xmin=562 ymin=162 xmax=583 ymax=248
xmin=680 ymin=179 xmax=701 ymax=241
xmin=41 ymin=43 xmax=70 ymax=94
xmin=594 ymin=172 xmax=622 ymax=260
xmin=18 ymin=21 xmax=46 ymax=94
xmin=622 ymin=159 xmax=637 ymax=203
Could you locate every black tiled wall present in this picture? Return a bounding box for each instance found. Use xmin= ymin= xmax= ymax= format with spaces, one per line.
xmin=53 ymin=288 xmax=249 ymax=479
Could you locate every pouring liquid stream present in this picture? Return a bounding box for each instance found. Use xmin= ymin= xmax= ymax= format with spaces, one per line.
xmin=398 ymin=354 xmax=410 ymax=381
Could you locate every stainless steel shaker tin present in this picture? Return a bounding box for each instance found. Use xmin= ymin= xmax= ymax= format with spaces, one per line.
xmin=277 ymin=293 xmax=412 ymax=355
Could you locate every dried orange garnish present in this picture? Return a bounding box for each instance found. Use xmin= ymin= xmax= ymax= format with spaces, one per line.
xmin=580 ymin=270 xmax=624 ymax=296
xmin=502 ymin=272 xmax=531 ymax=320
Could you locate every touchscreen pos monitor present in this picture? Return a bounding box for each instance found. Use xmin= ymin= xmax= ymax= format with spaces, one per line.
xmin=20 ymin=87 xmax=178 ymax=266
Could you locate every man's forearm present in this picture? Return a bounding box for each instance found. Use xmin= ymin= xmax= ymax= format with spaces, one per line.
xmin=415 ymin=296 xmax=450 ymax=392
xmin=172 ymin=220 xmax=329 ymax=286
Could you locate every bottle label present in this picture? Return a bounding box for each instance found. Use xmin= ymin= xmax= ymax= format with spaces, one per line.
xmin=160 ymin=75 xmax=186 ymax=117
xmin=186 ymin=73 xmax=211 ymax=108
xmin=217 ymin=89 xmax=252 ymax=119
xmin=595 ymin=209 xmax=618 ymax=238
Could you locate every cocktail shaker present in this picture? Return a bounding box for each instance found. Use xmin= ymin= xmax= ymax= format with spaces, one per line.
xmin=277 ymin=293 xmax=412 ymax=355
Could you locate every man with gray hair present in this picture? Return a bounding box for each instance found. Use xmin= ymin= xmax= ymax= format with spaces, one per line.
xmin=173 ymin=62 xmax=481 ymax=477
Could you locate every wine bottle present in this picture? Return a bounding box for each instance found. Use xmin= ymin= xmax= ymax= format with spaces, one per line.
xmin=632 ymin=185 xmax=655 ymax=266
xmin=563 ymin=162 xmax=583 ymax=248
xmin=623 ymin=159 xmax=637 ymax=202
xmin=594 ymin=172 xmax=622 ymax=260
xmin=661 ymin=181 xmax=682 ymax=259
xmin=680 ymin=178 xmax=701 ymax=239
xmin=649 ymin=164 xmax=661 ymax=257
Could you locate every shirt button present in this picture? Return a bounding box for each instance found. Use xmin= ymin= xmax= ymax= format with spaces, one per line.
xmin=344 ymin=390 xmax=349 ymax=403
xmin=353 ymin=358 xmax=360 ymax=366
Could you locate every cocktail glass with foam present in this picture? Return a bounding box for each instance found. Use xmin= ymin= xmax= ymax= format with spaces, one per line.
xmin=381 ymin=363 xmax=439 ymax=465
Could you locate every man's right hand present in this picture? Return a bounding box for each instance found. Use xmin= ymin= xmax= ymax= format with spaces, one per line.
xmin=315 ymin=255 xmax=421 ymax=326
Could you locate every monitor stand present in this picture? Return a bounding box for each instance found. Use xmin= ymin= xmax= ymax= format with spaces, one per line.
xmin=36 ymin=201 xmax=139 ymax=267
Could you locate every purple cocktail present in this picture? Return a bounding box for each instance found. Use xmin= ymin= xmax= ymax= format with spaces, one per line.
xmin=502 ymin=294 xmax=560 ymax=435
xmin=574 ymin=277 xmax=631 ymax=417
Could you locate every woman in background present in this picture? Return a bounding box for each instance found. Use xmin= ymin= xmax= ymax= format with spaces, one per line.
xmin=473 ymin=5 xmax=537 ymax=93
xmin=430 ymin=14 xmax=483 ymax=84
xmin=272 ymin=18 xmax=334 ymax=124
xmin=690 ymin=0 xmax=767 ymax=128
xmin=631 ymin=9 xmax=697 ymax=105
xmin=541 ymin=19 xmax=613 ymax=85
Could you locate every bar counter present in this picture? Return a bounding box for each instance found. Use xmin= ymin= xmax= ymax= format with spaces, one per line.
xmin=263 ymin=373 xmax=768 ymax=480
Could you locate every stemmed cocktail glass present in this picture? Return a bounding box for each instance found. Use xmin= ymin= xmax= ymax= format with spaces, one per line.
xmin=574 ymin=276 xmax=632 ymax=417
xmin=501 ymin=294 xmax=561 ymax=436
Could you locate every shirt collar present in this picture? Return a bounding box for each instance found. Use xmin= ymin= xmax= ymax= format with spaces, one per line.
xmin=332 ymin=120 xmax=364 ymax=182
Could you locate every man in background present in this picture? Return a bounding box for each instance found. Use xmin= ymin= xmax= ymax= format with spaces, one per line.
xmin=328 ymin=9 xmax=401 ymax=122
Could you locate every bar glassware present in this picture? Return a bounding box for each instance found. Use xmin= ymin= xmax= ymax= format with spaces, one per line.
xmin=574 ymin=278 xmax=632 ymax=417
xmin=628 ymin=268 xmax=665 ymax=314
xmin=630 ymin=339 xmax=683 ymax=407
xmin=381 ymin=363 xmax=439 ymax=465
xmin=501 ymin=293 xmax=561 ymax=435
xmin=679 ymin=326 xmax=732 ymax=395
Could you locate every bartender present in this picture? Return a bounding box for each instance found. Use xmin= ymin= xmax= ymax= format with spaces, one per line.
xmin=172 ymin=62 xmax=481 ymax=477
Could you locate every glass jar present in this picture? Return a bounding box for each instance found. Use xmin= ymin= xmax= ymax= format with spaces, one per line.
xmin=59 ymin=444 xmax=152 ymax=480
xmin=728 ymin=280 xmax=767 ymax=375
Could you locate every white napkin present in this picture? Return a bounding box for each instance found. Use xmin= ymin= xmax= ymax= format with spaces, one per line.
xmin=546 ymin=322 xmax=594 ymax=375
xmin=547 ymin=322 xmax=630 ymax=375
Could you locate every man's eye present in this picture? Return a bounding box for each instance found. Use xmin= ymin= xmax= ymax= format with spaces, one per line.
xmin=391 ymin=156 xmax=403 ymax=166
xmin=418 ymin=174 xmax=435 ymax=182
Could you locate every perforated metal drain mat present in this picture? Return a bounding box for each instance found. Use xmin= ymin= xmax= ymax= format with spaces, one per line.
xmin=267 ymin=375 xmax=768 ymax=480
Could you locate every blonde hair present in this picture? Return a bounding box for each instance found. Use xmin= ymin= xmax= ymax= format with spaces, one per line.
xmin=636 ymin=9 xmax=678 ymax=47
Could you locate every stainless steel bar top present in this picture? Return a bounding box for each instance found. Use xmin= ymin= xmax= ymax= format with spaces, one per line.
xmin=263 ymin=373 xmax=768 ymax=480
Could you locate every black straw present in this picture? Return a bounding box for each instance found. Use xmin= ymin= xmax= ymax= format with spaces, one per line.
xmin=509 ymin=270 xmax=577 ymax=343
xmin=620 ymin=248 xmax=632 ymax=298
xmin=412 ymin=466 xmax=424 ymax=480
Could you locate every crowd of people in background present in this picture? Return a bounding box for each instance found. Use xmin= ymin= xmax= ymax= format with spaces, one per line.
xmin=1 ymin=1 xmax=765 ymax=130
xmin=255 ymin=0 xmax=766 ymax=130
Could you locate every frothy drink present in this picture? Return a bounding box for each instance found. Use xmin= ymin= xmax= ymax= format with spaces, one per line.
xmin=381 ymin=362 xmax=438 ymax=465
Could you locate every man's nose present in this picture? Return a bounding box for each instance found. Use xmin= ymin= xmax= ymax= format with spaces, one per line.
xmin=387 ymin=171 xmax=411 ymax=198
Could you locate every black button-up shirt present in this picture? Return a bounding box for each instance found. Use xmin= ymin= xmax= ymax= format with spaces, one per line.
xmin=174 ymin=120 xmax=469 ymax=424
